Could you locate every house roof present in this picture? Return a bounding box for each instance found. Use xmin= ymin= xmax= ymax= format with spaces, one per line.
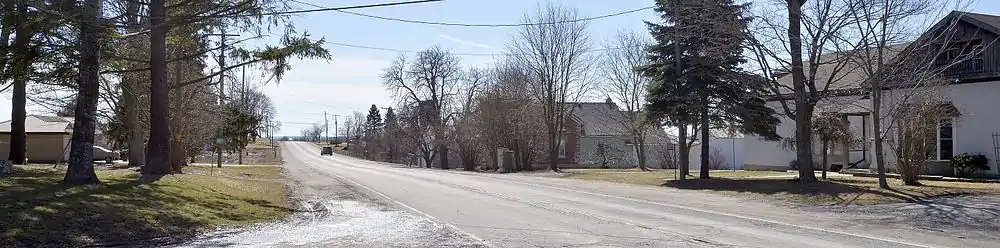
xmin=566 ymin=101 xmax=673 ymax=144
xmin=0 ymin=115 xmax=74 ymax=133
xmin=959 ymin=12 xmax=1000 ymax=34
xmin=773 ymin=43 xmax=909 ymax=95
xmin=771 ymin=11 xmax=1000 ymax=97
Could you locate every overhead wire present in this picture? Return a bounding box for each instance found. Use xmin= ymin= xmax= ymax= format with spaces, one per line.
xmin=285 ymin=0 xmax=650 ymax=56
xmin=245 ymin=0 xmax=444 ymax=17
xmin=289 ymin=0 xmax=653 ymax=28
xmin=324 ymin=41 xmax=629 ymax=56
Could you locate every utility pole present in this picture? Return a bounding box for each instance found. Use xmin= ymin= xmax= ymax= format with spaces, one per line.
xmin=333 ymin=114 xmax=341 ymax=143
xmin=324 ymin=111 xmax=330 ymax=144
xmin=205 ymin=26 xmax=239 ymax=169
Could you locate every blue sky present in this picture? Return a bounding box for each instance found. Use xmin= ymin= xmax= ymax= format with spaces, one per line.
xmin=260 ymin=0 xmax=656 ymax=136
xmin=1 ymin=0 xmax=998 ymax=136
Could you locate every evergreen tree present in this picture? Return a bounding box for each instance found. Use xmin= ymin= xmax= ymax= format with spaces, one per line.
xmin=221 ymin=105 xmax=261 ymax=156
xmin=366 ymin=104 xmax=383 ymax=140
xmin=639 ymin=0 xmax=778 ymax=179
xmin=383 ymin=107 xmax=398 ymax=161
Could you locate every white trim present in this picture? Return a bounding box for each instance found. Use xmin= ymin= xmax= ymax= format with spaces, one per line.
xmin=936 ymin=118 xmax=955 ymax=160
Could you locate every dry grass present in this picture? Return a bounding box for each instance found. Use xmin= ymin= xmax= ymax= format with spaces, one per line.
xmin=0 ymin=165 xmax=289 ymax=247
xmin=559 ymin=169 xmax=1000 ymax=206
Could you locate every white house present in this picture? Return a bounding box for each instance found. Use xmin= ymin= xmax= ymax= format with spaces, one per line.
xmin=744 ymin=11 xmax=1000 ymax=177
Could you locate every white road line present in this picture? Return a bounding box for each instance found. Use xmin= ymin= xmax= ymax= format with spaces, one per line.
xmin=287 ymin=142 xmax=494 ymax=248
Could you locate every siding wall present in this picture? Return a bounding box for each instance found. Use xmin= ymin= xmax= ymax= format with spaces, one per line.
xmin=0 ymin=133 xmax=71 ymax=163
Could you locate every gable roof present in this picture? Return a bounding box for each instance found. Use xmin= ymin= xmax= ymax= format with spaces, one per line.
xmin=568 ymin=102 xmax=626 ymax=136
xmin=566 ymin=101 xmax=673 ymax=144
xmin=956 ymin=11 xmax=1000 ymax=35
xmin=0 ymin=115 xmax=73 ymax=134
xmin=772 ymin=43 xmax=909 ymax=95
xmin=771 ymin=11 xmax=1000 ymax=98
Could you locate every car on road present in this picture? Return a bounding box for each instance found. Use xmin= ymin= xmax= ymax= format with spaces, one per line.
xmin=320 ymin=146 xmax=333 ymax=156
xmin=92 ymin=145 xmax=118 ymax=163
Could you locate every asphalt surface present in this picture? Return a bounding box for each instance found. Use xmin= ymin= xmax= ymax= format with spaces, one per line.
xmin=194 ymin=142 xmax=997 ymax=247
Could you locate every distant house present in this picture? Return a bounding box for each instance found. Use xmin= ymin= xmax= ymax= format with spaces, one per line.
xmin=546 ymin=99 xmax=675 ymax=169
xmin=744 ymin=11 xmax=1000 ymax=177
xmin=0 ymin=115 xmax=107 ymax=163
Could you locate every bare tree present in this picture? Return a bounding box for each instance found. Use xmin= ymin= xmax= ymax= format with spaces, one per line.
xmin=477 ymin=60 xmax=546 ymax=172
xmin=352 ymin=111 xmax=365 ymax=140
xmin=302 ymin=123 xmax=323 ymax=142
xmin=708 ymin=147 xmax=728 ymax=170
xmin=599 ymin=29 xmax=654 ymax=171
xmin=508 ymin=1 xmax=595 ymax=172
xmin=886 ymin=96 xmax=953 ymax=185
xmin=750 ymin=0 xmax=986 ymax=185
xmin=748 ymin=0 xmax=865 ymax=182
xmin=381 ymin=46 xmax=462 ymax=169
xmin=394 ymin=103 xmax=436 ymax=168
xmin=454 ymin=67 xmax=486 ymax=171
xmin=841 ymin=0 xmax=983 ymax=188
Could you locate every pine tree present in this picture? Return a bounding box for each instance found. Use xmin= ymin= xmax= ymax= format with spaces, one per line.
xmin=639 ymin=0 xmax=778 ymax=179
xmin=366 ymin=104 xmax=383 ymax=140
xmin=383 ymin=107 xmax=399 ymax=161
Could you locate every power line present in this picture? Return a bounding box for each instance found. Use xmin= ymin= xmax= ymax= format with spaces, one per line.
xmin=250 ymin=0 xmax=444 ymax=17
xmin=290 ymin=0 xmax=652 ymax=28
xmin=324 ymin=41 xmax=626 ymax=56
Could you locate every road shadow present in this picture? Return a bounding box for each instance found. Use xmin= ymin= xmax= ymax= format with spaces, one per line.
xmin=0 ymin=167 xmax=289 ymax=247
xmin=661 ymin=178 xmax=919 ymax=205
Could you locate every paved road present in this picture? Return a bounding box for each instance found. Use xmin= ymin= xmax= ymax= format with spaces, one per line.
xmin=283 ymin=141 xmax=992 ymax=247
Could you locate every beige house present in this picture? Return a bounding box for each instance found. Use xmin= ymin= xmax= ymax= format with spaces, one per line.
xmin=0 ymin=115 xmax=106 ymax=163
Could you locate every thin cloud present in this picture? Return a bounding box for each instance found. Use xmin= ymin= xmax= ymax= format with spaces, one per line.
xmin=439 ymin=34 xmax=495 ymax=49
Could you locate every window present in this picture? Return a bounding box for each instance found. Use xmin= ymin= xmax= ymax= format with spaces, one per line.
xmin=937 ymin=118 xmax=954 ymax=160
xmin=558 ymin=136 xmax=567 ymax=158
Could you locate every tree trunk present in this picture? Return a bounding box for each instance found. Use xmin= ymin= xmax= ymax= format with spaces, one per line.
xmin=170 ymin=133 xmax=186 ymax=172
xmin=124 ymin=75 xmax=145 ymax=167
xmin=238 ymin=148 xmax=244 ymax=165
xmin=438 ymin=145 xmax=449 ymax=169
xmin=8 ymin=8 xmax=32 ymax=165
xmin=636 ymin=138 xmax=649 ymax=171
xmin=787 ymin=0 xmax=817 ymax=182
xmin=677 ymin=123 xmax=689 ymax=181
xmin=821 ymin=140 xmax=828 ymax=179
xmin=699 ymin=92 xmax=710 ymax=179
xmin=871 ymin=81 xmax=890 ymax=188
xmin=63 ymin=0 xmax=103 ymax=185
xmin=143 ymin=0 xmax=173 ymax=176
xmin=422 ymin=150 xmax=432 ymax=168
xmin=548 ymin=129 xmax=560 ymax=172
xmin=124 ymin=0 xmax=145 ymax=168
xmin=169 ymin=53 xmax=185 ymax=173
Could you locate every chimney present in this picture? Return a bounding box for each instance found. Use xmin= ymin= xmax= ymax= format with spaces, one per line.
xmin=605 ymin=97 xmax=613 ymax=104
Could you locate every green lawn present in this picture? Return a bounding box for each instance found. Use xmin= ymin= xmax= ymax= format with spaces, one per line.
xmin=559 ymin=169 xmax=1000 ymax=205
xmin=0 ymin=165 xmax=289 ymax=247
